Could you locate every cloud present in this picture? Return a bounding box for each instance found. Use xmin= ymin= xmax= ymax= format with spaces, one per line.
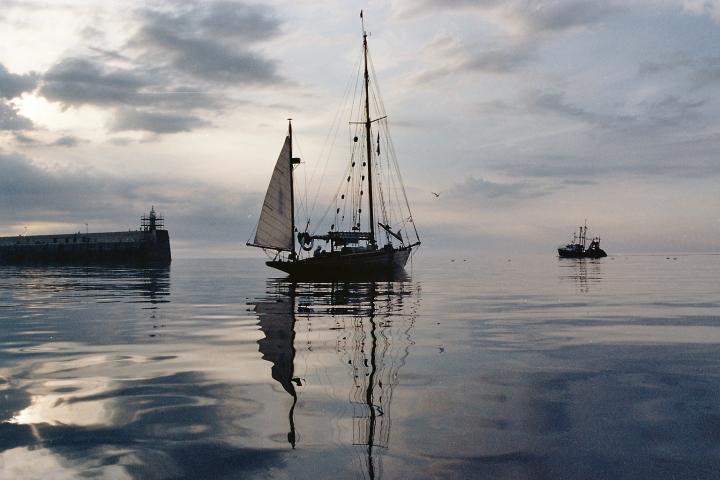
xmin=36 ymin=1 xmax=286 ymax=135
xmin=514 ymin=0 xmax=623 ymax=34
xmin=412 ymin=34 xmax=536 ymax=83
xmin=0 ymin=63 xmax=38 ymax=99
xmin=520 ymin=89 xmax=707 ymax=133
xmin=0 ymin=151 xmax=261 ymax=252
xmin=395 ymin=0 xmax=622 ymax=34
xmin=12 ymin=132 xmax=39 ymax=145
xmin=110 ymin=109 xmax=210 ymax=134
xmin=449 ymin=176 xmax=552 ymax=203
xmin=131 ymin=2 xmax=284 ymax=85
xmin=639 ymin=53 xmax=720 ymax=91
xmin=40 ymin=57 xmax=216 ymax=110
xmin=0 ymin=102 xmax=33 ymax=130
xmin=679 ymin=0 xmax=720 ymax=22
xmin=41 ymin=57 xmax=149 ymax=108
xmin=49 ymin=135 xmax=84 ymax=147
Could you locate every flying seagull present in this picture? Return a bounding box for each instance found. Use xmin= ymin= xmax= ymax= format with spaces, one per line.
xmin=431 ymin=192 xmax=441 ymax=197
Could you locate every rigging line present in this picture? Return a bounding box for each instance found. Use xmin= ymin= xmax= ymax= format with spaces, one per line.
xmin=311 ymin=149 xmax=355 ymax=235
xmin=308 ymin=50 xmax=364 ymax=220
xmin=367 ymin=55 xmax=409 ymax=240
xmin=367 ymin=52 xmax=388 ymax=119
xmin=292 ymin=132 xmax=311 ymax=226
xmin=383 ymin=120 xmax=407 ymax=232
xmin=386 ymin=130 xmax=420 ymax=242
xmin=368 ymin=53 xmax=390 ymax=123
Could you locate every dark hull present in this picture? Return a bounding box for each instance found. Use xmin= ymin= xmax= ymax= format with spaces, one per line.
xmin=267 ymin=246 xmax=413 ymax=279
xmin=558 ymin=248 xmax=607 ymax=259
xmin=0 ymin=230 xmax=171 ymax=265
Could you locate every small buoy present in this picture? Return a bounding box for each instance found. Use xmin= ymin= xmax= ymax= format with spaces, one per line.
xmin=353 ymin=136 xmax=358 ymax=142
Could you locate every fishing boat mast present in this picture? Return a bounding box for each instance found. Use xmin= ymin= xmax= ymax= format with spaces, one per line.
xmin=362 ymin=16 xmax=376 ymax=247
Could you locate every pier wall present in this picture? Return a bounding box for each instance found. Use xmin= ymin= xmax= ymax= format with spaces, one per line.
xmin=0 ymin=230 xmax=171 ymax=263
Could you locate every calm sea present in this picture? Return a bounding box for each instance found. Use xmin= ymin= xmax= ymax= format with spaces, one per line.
xmin=0 ymin=254 xmax=719 ymax=479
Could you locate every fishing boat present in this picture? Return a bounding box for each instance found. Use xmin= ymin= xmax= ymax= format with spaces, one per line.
xmin=558 ymin=222 xmax=607 ymax=258
xmin=248 ymin=15 xmax=420 ymax=277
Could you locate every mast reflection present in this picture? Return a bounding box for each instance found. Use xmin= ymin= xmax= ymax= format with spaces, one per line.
xmin=253 ymin=278 xmax=419 ymax=479
xmin=558 ymin=258 xmax=603 ymax=293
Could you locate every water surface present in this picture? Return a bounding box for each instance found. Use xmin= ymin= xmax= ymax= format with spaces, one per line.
xmin=1 ymin=254 xmax=719 ymax=479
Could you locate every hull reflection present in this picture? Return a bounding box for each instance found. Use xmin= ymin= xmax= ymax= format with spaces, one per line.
xmin=252 ymin=278 xmax=420 ymax=479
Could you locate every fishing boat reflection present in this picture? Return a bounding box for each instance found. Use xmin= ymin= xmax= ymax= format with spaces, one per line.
xmin=252 ymin=278 xmax=419 ymax=478
xmin=558 ymin=258 xmax=603 ymax=293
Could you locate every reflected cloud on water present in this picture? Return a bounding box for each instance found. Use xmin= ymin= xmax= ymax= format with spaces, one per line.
xmin=0 ymin=264 xmax=423 ymax=479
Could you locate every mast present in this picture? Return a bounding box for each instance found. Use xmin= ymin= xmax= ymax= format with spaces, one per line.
xmin=289 ymin=119 xmax=297 ymax=258
xmin=362 ymin=21 xmax=376 ymax=246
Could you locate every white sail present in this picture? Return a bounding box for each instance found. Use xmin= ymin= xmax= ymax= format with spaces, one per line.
xmin=252 ymin=136 xmax=294 ymax=251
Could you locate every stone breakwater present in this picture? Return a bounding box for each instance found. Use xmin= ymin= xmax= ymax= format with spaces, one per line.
xmin=0 ymin=230 xmax=171 ymax=263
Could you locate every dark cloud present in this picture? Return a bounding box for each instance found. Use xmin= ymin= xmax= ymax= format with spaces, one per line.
xmin=50 ymin=135 xmax=84 ymax=147
xmin=36 ymin=1 xmax=285 ymax=135
xmin=195 ymin=1 xmax=281 ymax=41
xmin=133 ymin=2 xmax=284 ymax=85
xmin=12 ymin=132 xmax=39 ymax=145
xmin=40 ymin=58 xmax=216 ymax=110
xmin=41 ymin=57 xmax=149 ymax=108
xmin=136 ymin=25 xmax=281 ymax=84
xmin=110 ymin=109 xmax=210 ymax=134
xmin=0 ymin=62 xmax=38 ymax=99
xmin=0 ymin=101 xmax=33 ymax=130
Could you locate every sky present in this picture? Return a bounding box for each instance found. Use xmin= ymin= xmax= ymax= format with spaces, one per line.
xmin=1 ymin=0 xmax=719 ymax=257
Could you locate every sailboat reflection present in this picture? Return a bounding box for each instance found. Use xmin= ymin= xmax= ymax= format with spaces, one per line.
xmin=252 ymin=278 xmax=419 ymax=478
xmin=253 ymin=284 xmax=301 ymax=448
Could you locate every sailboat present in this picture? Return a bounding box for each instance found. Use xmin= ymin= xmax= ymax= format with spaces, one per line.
xmin=248 ymin=16 xmax=421 ymax=277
